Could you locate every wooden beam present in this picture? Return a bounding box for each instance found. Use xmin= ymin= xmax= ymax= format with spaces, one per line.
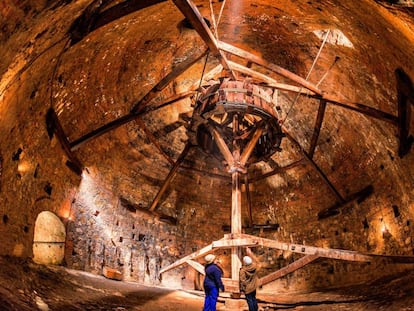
xmin=227 ymin=60 xmax=314 ymax=96
xmin=231 ymin=170 xmax=242 ymax=281
xmin=218 ymin=40 xmax=322 ymax=95
xmin=130 ymin=47 xmax=208 ymax=114
xmin=235 ymin=234 xmax=373 ymax=262
xmin=186 ymin=259 xmax=205 ymax=275
xmin=283 ymin=130 xmax=346 ymax=204
xmin=321 ymin=94 xmax=399 ymax=125
xmin=69 ymin=0 xmax=166 ymax=44
xmin=317 ymin=185 xmax=373 ymax=220
xmin=308 ymin=100 xmax=327 ymax=158
xmin=207 ymin=124 xmax=234 ymax=167
xmin=46 ymin=108 xmax=83 ymax=175
xmin=139 ymin=90 xmax=196 ymax=115
xmin=219 ymin=42 xmax=400 ymax=129
xmin=159 ymin=242 xmax=216 ymax=274
xmin=148 ymin=143 xmax=191 ymax=211
xmin=70 ymin=91 xmax=194 ymax=151
xmin=240 ymin=125 xmax=264 ymax=166
xmin=395 ymin=68 xmax=414 ymax=157
xmin=172 ymin=0 xmax=234 ymax=77
xmin=259 ymin=254 xmax=319 ymax=286
xmin=244 ymin=175 xmax=253 ymax=227
xmin=135 ymin=118 xmax=175 ymax=166
xmin=249 ymin=159 xmax=305 ymax=182
xmin=93 ymin=0 xmax=167 ymax=30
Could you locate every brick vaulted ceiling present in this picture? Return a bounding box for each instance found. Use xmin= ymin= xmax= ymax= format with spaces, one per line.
xmin=0 ymin=0 xmax=414 ymax=291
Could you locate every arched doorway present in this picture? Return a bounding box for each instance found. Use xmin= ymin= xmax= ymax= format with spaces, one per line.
xmin=33 ymin=211 xmax=66 ymax=265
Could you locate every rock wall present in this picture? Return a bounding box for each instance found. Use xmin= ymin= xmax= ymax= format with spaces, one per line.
xmin=0 ymin=0 xmax=413 ymax=293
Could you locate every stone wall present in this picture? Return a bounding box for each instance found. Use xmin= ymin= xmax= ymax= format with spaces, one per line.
xmin=0 ymin=0 xmax=413 ymax=294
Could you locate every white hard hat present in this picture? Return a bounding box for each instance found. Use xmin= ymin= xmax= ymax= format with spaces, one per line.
xmin=243 ymin=256 xmax=252 ymax=265
xmin=205 ymin=254 xmax=216 ymax=264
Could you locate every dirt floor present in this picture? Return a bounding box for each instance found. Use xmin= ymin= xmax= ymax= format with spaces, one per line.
xmin=1 ymin=256 xmax=414 ymax=311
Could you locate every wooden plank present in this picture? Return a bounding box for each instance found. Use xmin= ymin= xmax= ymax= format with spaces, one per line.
xmin=213 ymin=234 xmax=372 ymax=262
xmin=259 ymin=254 xmax=319 ymax=286
xmin=172 ymin=0 xmax=234 ymax=77
xmin=148 ymin=143 xmax=191 ymax=211
xmin=218 ymin=41 xmax=322 ymax=95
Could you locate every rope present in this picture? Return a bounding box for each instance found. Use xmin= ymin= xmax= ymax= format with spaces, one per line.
xmin=195 ymin=52 xmax=210 ymax=102
xmin=216 ymin=0 xmax=227 ymax=38
xmin=281 ymin=29 xmax=331 ymax=125
xmin=209 ymin=0 xmax=227 ymax=38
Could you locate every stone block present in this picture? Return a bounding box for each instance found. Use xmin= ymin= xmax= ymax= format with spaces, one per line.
xmin=103 ymin=267 xmax=123 ymax=280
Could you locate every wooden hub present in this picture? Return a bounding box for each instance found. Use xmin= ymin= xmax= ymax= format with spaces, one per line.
xmin=189 ymin=79 xmax=284 ymax=169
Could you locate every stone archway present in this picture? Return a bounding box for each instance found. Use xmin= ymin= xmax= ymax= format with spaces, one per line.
xmin=33 ymin=211 xmax=66 ymax=265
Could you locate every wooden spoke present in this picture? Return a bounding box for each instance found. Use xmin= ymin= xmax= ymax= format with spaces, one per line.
xmin=239 ymin=125 xmax=264 ymax=166
xmin=206 ymin=123 xmax=234 ymax=167
xmin=93 ymin=0 xmax=167 ymax=30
